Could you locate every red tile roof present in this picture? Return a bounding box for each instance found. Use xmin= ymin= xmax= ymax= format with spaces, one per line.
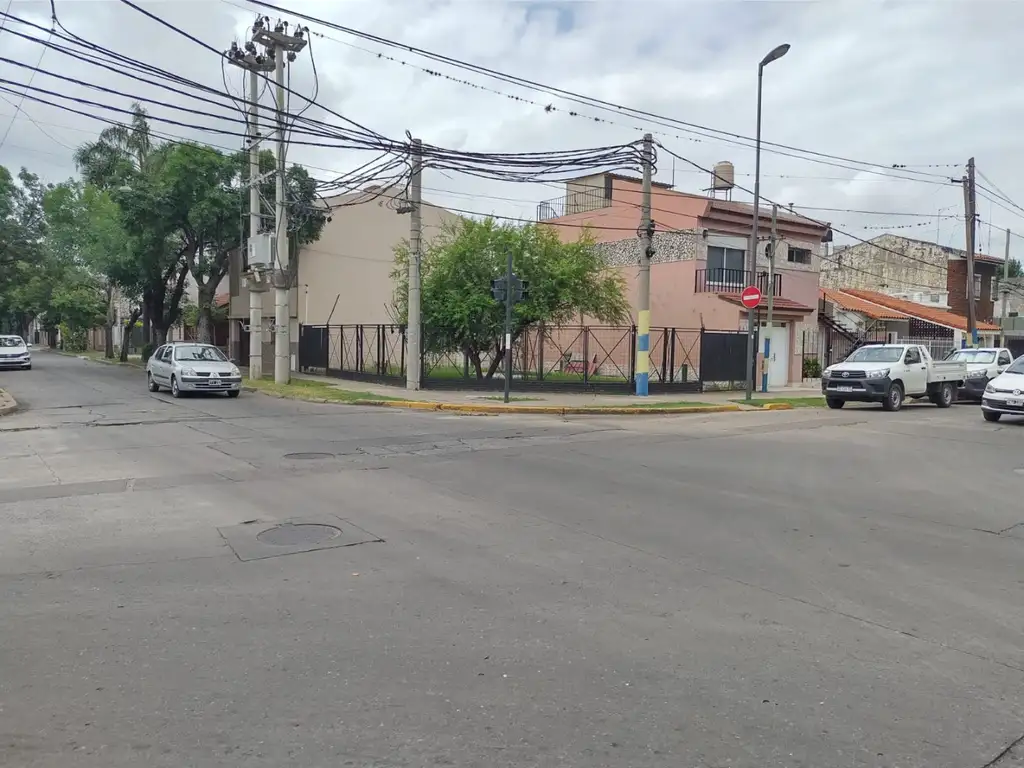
xmin=820 ymin=288 xmax=909 ymax=320
xmin=840 ymin=288 xmax=1000 ymax=332
xmin=215 ymin=292 xmax=230 ymax=307
xmin=718 ymin=294 xmax=814 ymax=313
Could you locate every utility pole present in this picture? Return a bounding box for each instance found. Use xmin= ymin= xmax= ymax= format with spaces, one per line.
xmin=249 ymin=19 xmax=306 ymax=385
xmin=963 ymin=157 xmax=978 ymax=346
xmin=227 ymin=33 xmax=275 ymax=382
xmin=1001 ymin=227 xmax=1011 ymax=347
xmin=635 ymin=133 xmax=654 ymax=396
xmin=761 ymin=204 xmax=778 ymax=393
xmin=403 ymin=138 xmax=423 ymax=391
xmin=503 ymin=247 xmax=514 ymax=404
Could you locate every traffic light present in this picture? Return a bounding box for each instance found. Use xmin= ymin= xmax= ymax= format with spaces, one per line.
xmin=518 ymin=280 xmax=529 ymax=302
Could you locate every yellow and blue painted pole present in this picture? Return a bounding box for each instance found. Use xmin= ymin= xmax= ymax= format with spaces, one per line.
xmin=635 ymin=133 xmax=654 ymax=396
xmin=637 ymin=310 xmax=651 ymax=395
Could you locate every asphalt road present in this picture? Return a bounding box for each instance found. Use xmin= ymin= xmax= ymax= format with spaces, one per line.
xmin=1 ymin=351 xmax=1023 ymax=768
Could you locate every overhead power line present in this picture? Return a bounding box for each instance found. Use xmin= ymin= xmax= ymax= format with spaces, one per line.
xmin=239 ymin=0 xmax=958 ymax=187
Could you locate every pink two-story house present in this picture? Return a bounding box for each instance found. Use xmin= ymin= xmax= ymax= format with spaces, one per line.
xmin=538 ymin=172 xmax=831 ymax=387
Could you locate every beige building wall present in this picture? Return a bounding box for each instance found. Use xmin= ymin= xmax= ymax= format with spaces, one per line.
xmin=297 ymin=194 xmax=462 ymax=327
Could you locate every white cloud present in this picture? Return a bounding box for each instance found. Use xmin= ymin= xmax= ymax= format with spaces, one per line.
xmin=1 ymin=0 xmax=1022 ymax=258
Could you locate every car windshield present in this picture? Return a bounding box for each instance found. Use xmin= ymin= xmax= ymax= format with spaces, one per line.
xmin=173 ymin=345 xmax=228 ymax=362
xmin=0 ymin=336 xmax=24 ymax=347
xmin=1003 ymin=358 xmax=1024 ymax=375
xmin=845 ymin=346 xmax=905 ymax=363
xmin=948 ymin=350 xmax=996 ymax=363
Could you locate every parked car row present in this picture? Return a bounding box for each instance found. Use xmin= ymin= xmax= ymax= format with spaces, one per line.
xmin=821 ymin=343 xmax=1024 ymax=422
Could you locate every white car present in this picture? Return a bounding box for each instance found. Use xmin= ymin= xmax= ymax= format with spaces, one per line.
xmin=944 ymin=347 xmax=1014 ymax=402
xmin=0 ymin=335 xmax=31 ymax=370
xmin=146 ymin=342 xmax=242 ymax=398
xmin=980 ymin=355 xmax=1024 ymax=422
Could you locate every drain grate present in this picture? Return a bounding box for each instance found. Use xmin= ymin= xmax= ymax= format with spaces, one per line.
xmin=257 ymin=523 xmax=341 ymax=546
xmin=284 ymin=452 xmax=334 ymax=460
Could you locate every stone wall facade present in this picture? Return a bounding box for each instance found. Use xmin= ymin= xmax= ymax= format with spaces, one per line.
xmin=821 ymin=235 xmax=948 ymax=293
xmin=593 ymin=230 xmax=703 ymax=267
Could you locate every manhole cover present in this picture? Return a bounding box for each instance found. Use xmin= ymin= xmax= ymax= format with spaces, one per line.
xmin=284 ymin=452 xmax=334 ymax=460
xmin=257 ymin=523 xmax=342 ymax=546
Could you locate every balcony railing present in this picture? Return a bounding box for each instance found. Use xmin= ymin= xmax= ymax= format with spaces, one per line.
xmin=695 ymin=268 xmax=782 ymax=296
xmin=536 ymin=187 xmax=610 ymax=221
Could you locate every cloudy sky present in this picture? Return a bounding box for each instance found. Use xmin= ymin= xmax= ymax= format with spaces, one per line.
xmin=1 ymin=0 xmax=1023 ymax=259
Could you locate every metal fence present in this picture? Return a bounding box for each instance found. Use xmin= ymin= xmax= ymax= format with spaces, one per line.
xmin=299 ymin=324 xmax=753 ymax=393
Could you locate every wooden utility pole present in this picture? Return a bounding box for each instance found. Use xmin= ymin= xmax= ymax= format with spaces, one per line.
xmin=963 ymin=157 xmax=978 ymax=345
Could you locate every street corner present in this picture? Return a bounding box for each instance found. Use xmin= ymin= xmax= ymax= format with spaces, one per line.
xmin=0 ymin=388 xmax=18 ymax=417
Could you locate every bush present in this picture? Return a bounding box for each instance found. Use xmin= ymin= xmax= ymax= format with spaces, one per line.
xmin=802 ymin=356 xmax=822 ymax=379
xmin=141 ymin=343 xmax=156 ymax=363
xmin=59 ymin=323 xmax=87 ymax=353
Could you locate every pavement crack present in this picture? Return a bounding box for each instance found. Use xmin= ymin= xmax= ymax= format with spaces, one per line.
xmin=979 ymin=730 xmax=1024 ymax=768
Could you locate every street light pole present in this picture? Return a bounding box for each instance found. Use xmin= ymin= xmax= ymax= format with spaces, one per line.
xmin=744 ymin=42 xmax=790 ymax=402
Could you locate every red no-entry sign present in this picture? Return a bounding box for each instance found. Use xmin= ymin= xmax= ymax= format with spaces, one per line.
xmin=740 ymin=286 xmax=762 ymax=309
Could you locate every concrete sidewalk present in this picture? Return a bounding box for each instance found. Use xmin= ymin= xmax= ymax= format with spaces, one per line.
xmin=246 ymin=367 xmax=823 ymax=407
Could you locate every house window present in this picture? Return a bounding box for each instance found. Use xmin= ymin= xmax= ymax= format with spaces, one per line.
xmin=707 ymin=246 xmax=745 ymax=282
xmin=787 ymin=247 xmax=812 ymax=265
xmin=974 ymin=274 xmax=984 ymax=297
xmin=929 ymin=293 xmax=940 ymax=303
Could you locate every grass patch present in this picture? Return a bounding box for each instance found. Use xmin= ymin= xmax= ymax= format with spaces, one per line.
xmin=592 ymin=400 xmax=712 ymax=409
xmin=248 ymin=377 xmax=402 ymax=403
xmin=481 ymin=395 xmax=543 ymax=402
xmin=730 ymin=396 xmax=826 ymax=408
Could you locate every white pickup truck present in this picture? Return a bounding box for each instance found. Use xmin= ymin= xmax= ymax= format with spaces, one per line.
xmin=821 ymin=344 xmax=967 ymax=411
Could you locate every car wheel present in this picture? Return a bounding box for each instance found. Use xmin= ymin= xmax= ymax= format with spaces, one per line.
xmin=170 ymin=376 xmax=181 ymax=398
xmin=826 ymin=398 xmax=844 ymax=409
xmin=935 ymin=382 xmax=954 ymax=408
xmin=227 ymin=390 xmax=240 ymax=399
xmin=147 ymin=372 xmax=160 ymax=393
xmin=882 ymin=382 xmax=904 ymax=412
xmin=983 ymin=410 xmax=1001 ymax=422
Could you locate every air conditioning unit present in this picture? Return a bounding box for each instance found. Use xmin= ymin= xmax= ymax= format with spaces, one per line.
xmin=247 ymin=232 xmax=275 ymax=270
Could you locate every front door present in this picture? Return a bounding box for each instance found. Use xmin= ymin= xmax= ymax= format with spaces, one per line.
xmin=902 ymin=346 xmax=928 ymax=395
xmin=759 ymin=322 xmax=789 ymax=387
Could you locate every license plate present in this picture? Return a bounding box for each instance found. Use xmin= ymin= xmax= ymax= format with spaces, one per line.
xmin=210 ymin=379 xmax=222 ymax=386
xmin=836 ymin=386 xmax=853 ymax=393
xmin=1008 ymin=398 xmax=1022 ymax=407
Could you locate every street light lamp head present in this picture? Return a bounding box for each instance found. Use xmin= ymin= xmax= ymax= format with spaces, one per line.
xmin=760 ymin=43 xmax=791 ymax=68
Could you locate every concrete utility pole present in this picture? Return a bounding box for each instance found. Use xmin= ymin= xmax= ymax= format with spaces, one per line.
xmin=1001 ymin=227 xmax=1011 ymax=347
xmin=761 ymin=203 xmax=778 ymax=393
xmin=405 ymin=138 xmax=423 ymax=391
xmin=251 ymin=19 xmax=307 ymax=385
xmin=963 ymin=157 xmax=978 ymax=346
xmin=635 ymin=133 xmax=654 ymax=397
xmin=227 ymin=36 xmax=274 ymax=381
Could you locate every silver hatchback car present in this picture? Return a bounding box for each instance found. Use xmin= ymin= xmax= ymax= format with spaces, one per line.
xmin=146 ymin=342 xmax=243 ymax=398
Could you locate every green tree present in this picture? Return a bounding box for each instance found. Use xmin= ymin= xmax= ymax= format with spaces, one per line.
xmin=43 ymin=182 xmax=138 ymax=359
xmin=391 ymin=218 xmax=629 ymax=380
xmin=1007 ymin=259 xmax=1022 ymax=279
xmin=0 ymin=167 xmax=52 ymax=338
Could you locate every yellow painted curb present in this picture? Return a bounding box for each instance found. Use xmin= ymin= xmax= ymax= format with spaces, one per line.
xmin=350 ymin=400 xmax=745 ymax=416
xmin=761 ymin=403 xmax=795 ymax=410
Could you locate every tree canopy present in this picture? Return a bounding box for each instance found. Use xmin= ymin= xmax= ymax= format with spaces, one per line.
xmin=391 ymin=217 xmax=628 ymax=379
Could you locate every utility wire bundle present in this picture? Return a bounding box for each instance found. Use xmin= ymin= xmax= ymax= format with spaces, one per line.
xmin=0 ymin=5 xmax=648 ymax=197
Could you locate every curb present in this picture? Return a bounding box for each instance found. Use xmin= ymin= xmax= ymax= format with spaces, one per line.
xmin=241 ymin=385 xmax=800 ymax=415
xmin=0 ymin=388 xmax=18 ymax=417
xmin=350 ymin=400 xmax=749 ymax=416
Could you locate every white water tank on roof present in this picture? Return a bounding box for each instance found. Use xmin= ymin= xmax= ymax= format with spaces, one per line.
xmin=712 ymin=161 xmax=735 ymax=191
